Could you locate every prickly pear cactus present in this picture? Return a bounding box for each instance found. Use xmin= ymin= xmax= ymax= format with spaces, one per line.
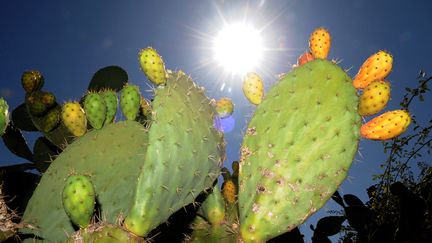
xmin=238 ymin=59 xmax=361 ymax=242
xmin=21 ymin=71 xmax=225 ymax=241
xmin=21 ymin=121 xmax=150 ymax=240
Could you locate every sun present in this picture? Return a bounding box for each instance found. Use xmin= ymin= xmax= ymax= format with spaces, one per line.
xmin=213 ymin=23 xmax=263 ymax=75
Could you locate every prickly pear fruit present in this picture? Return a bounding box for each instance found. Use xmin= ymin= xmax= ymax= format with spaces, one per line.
xmin=243 ymin=72 xmax=264 ymax=105
xmin=21 ymin=70 xmax=44 ymax=93
xmin=297 ymin=52 xmax=315 ymax=66
xmin=61 ymin=101 xmax=87 ymax=137
xmin=41 ymin=91 xmax=56 ymax=108
xmin=215 ymin=97 xmax=234 ymax=118
xmin=358 ymin=80 xmax=391 ymax=116
xmin=222 ymin=179 xmax=237 ymax=204
xmin=238 ymin=60 xmax=360 ymax=242
xmin=120 ymin=84 xmax=141 ymax=121
xmin=360 ymin=109 xmax=411 ymax=140
xmin=353 ymin=50 xmax=393 ymax=89
xmin=62 ymin=174 xmax=95 ymax=228
xmin=100 ymin=90 xmax=118 ymax=124
xmin=309 ymin=28 xmax=331 ymax=59
xmin=28 ymin=101 xmax=47 ymax=117
xmin=139 ymin=47 xmax=167 ymax=85
xmin=84 ymin=92 xmax=107 ymax=129
xmin=41 ymin=106 xmax=60 ymax=132
xmin=0 ymin=98 xmax=9 ymax=136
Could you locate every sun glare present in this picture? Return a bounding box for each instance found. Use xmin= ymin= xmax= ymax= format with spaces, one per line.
xmin=213 ymin=23 xmax=263 ymax=75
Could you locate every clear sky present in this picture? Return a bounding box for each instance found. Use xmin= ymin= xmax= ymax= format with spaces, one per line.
xmin=1 ymin=0 xmax=432 ymax=242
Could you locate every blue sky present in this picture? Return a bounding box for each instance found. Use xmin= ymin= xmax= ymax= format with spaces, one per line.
xmin=1 ymin=0 xmax=432 ymax=241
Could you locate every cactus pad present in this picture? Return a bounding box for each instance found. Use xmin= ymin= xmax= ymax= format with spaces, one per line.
xmin=124 ymin=72 xmax=225 ymax=236
xmin=358 ymin=80 xmax=391 ymax=116
xmin=243 ymin=72 xmax=264 ymax=105
xmin=238 ymin=60 xmax=361 ymax=242
xmin=139 ymin=47 xmax=167 ymax=86
xmin=309 ymin=27 xmax=331 ymax=59
xmin=120 ymin=84 xmax=141 ymax=121
xmin=83 ymin=92 xmax=107 ymax=129
xmin=62 ymin=174 xmax=96 ymax=228
xmin=22 ymin=121 xmax=150 ymax=241
xmin=353 ymin=50 xmax=393 ymax=89
xmin=360 ymin=109 xmax=411 ymax=140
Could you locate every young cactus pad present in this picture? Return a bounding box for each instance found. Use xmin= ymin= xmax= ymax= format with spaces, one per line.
xmin=238 ymin=60 xmax=361 ymax=242
xmin=62 ymin=174 xmax=96 ymax=228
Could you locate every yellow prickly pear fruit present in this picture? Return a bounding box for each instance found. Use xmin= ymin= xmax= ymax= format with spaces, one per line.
xmin=61 ymin=101 xmax=87 ymax=137
xmin=358 ymin=80 xmax=391 ymax=116
xmin=215 ymin=97 xmax=234 ymax=118
xmin=309 ymin=27 xmax=331 ymax=59
xmin=353 ymin=50 xmax=393 ymax=89
xmin=138 ymin=47 xmax=167 ymax=86
xmin=360 ymin=110 xmax=411 ymax=140
xmin=243 ymin=72 xmax=264 ymax=105
xmin=222 ymin=179 xmax=237 ymax=204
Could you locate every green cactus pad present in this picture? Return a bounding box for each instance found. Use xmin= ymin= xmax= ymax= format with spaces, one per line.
xmin=62 ymin=174 xmax=96 ymax=228
xmin=120 ymin=84 xmax=141 ymax=121
xmin=101 ymin=90 xmax=118 ymax=124
xmin=124 ymin=72 xmax=225 ymax=236
xmin=84 ymin=92 xmax=107 ymax=129
xmin=67 ymin=223 xmax=146 ymax=243
xmin=198 ymin=185 xmax=226 ymax=226
xmin=0 ymin=98 xmax=9 ymax=136
xmin=21 ymin=121 xmax=149 ymax=241
xmin=238 ymin=60 xmax=361 ymax=242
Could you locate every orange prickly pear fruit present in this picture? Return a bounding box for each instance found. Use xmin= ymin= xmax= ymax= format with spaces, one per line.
xmin=222 ymin=179 xmax=237 ymax=204
xmin=358 ymin=80 xmax=391 ymax=116
xmin=309 ymin=27 xmax=331 ymax=59
xmin=360 ymin=110 xmax=411 ymax=140
xmin=243 ymin=72 xmax=264 ymax=105
xmin=297 ymin=52 xmax=315 ymax=66
xmin=353 ymin=50 xmax=393 ymax=89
